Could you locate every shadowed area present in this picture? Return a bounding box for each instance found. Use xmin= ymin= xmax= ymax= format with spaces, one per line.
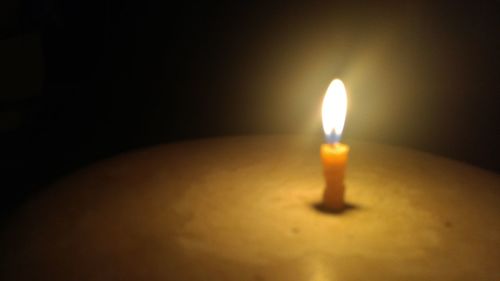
xmin=312 ymin=202 xmax=360 ymax=215
xmin=0 ymin=2 xmax=499 ymax=219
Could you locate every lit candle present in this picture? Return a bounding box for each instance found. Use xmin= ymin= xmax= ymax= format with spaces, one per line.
xmin=320 ymin=79 xmax=349 ymax=210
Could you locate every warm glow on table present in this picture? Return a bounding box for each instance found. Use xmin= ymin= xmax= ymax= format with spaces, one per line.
xmin=1 ymin=136 xmax=499 ymax=281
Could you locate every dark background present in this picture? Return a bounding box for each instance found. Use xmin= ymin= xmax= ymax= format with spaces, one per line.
xmin=1 ymin=1 xmax=499 ymax=216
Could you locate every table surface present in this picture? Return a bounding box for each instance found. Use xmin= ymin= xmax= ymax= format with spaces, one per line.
xmin=1 ymin=136 xmax=499 ymax=281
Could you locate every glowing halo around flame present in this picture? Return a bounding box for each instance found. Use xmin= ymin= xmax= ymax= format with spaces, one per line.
xmin=322 ymin=79 xmax=348 ymax=144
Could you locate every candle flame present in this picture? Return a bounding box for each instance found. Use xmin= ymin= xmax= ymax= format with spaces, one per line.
xmin=322 ymin=79 xmax=348 ymax=143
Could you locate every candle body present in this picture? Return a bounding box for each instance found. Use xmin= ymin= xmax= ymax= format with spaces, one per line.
xmin=320 ymin=143 xmax=350 ymax=210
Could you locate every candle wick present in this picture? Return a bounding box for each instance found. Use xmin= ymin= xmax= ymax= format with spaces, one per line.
xmin=325 ymin=131 xmax=341 ymax=144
